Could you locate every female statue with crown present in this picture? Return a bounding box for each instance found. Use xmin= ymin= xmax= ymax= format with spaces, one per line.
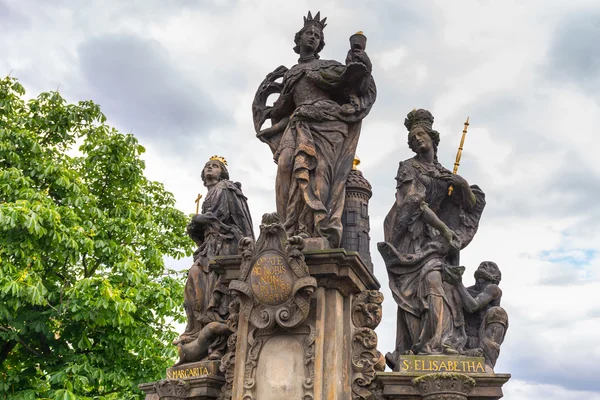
xmin=253 ymin=12 xmax=377 ymax=248
xmin=377 ymin=109 xmax=486 ymax=369
xmin=173 ymin=156 xmax=254 ymax=364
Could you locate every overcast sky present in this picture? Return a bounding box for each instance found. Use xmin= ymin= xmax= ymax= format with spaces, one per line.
xmin=2 ymin=0 xmax=600 ymax=398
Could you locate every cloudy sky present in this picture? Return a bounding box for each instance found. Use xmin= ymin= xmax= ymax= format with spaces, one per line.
xmin=2 ymin=0 xmax=600 ymax=398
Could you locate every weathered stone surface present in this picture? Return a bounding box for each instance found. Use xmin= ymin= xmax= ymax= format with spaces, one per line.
xmin=139 ymin=374 xmax=225 ymax=400
xmin=214 ymin=213 xmax=382 ymax=400
xmin=249 ymin=252 xmax=294 ymax=305
xmin=212 ymin=248 xmax=380 ymax=296
xmin=413 ymin=373 xmax=475 ymax=400
xmin=375 ymin=372 xmax=511 ymax=400
xmin=397 ymin=355 xmax=486 ymax=374
xmin=255 ymin=335 xmax=306 ymax=399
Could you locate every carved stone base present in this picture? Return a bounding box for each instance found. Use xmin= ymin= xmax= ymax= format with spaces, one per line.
xmin=139 ymin=361 xmax=225 ymax=400
xmin=304 ymin=237 xmax=331 ymax=251
xmin=213 ymin=247 xmax=382 ymax=400
xmin=375 ymin=372 xmax=511 ymax=400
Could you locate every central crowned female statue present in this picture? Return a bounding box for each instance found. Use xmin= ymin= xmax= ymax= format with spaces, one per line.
xmin=253 ymin=12 xmax=377 ymax=248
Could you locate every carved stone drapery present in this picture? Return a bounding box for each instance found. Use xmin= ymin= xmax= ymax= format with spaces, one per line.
xmin=352 ymin=290 xmax=385 ymax=400
xmin=412 ymin=373 xmax=475 ymax=400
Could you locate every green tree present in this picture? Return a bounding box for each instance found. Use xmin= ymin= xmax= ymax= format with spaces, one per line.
xmin=0 ymin=76 xmax=193 ymax=399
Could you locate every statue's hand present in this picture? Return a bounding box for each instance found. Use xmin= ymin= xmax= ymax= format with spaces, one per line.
xmin=258 ymin=126 xmax=275 ymax=138
xmin=341 ymin=103 xmax=356 ymax=115
xmin=441 ymin=173 xmax=469 ymax=190
xmin=192 ymin=214 xmax=209 ymax=224
xmin=351 ymin=50 xmax=372 ymax=72
xmin=442 ymin=227 xmax=462 ymax=250
xmin=443 ymin=265 xmax=465 ymax=285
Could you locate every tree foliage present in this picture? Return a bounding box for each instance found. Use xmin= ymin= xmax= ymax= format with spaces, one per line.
xmin=0 ymin=76 xmax=193 ymax=399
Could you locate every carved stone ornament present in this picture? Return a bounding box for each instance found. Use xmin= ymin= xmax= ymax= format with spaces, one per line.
xmin=352 ymin=290 xmax=385 ymax=400
xmin=229 ymin=213 xmax=317 ymax=330
xmin=154 ymin=379 xmax=191 ymax=399
xmin=218 ymin=298 xmax=240 ymax=400
xmin=412 ymin=373 xmax=476 ymax=400
xmin=227 ymin=213 xmax=318 ymax=400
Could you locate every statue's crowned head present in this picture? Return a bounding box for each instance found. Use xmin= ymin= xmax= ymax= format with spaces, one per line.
xmin=294 ymin=11 xmax=327 ymax=57
xmin=201 ymin=155 xmax=229 ymax=184
xmin=406 ymin=109 xmax=440 ymax=156
xmin=475 ymin=261 xmax=502 ymax=285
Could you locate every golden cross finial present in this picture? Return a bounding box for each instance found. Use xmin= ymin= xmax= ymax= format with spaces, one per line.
xmin=195 ymin=193 xmax=203 ymax=214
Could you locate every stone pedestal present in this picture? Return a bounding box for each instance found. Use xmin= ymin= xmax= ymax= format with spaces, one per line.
xmin=139 ymin=361 xmax=224 ymax=400
xmin=376 ymin=371 xmax=511 ymax=400
xmin=213 ymin=245 xmax=383 ymax=400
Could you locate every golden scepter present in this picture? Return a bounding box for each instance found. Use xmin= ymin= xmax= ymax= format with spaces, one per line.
xmin=448 ymin=116 xmax=470 ymax=196
xmin=194 ymin=193 xmax=203 ymax=214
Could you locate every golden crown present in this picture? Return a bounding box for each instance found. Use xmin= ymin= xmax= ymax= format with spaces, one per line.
xmin=209 ymin=155 xmax=228 ymax=166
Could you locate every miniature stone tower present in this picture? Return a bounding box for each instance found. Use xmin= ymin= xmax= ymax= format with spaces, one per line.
xmin=342 ymin=156 xmax=374 ymax=271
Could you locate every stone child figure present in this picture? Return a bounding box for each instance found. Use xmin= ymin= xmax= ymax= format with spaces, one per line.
xmin=378 ymin=109 xmax=486 ymax=370
xmin=173 ymin=156 xmax=254 ymax=364
xmin=253 ymin=11 xmax=377 ymax=248
xmin=445 ymin=261 xmax=508 ymax=372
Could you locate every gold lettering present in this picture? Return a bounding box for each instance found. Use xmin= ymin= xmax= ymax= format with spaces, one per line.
xmin=402 ymin=359 xmax=410 ymax=371
xmin=415 ymin=360 xmax=422 ymax=370
xmin=476 ymin=361 xmax=485 ymax=373
xmin=423 ymin=360 xmax=431 ymax=371
xmin=466 ymin=361 xmax=475 ymax=372
xmin=432 ymin=360 xmax=439 ymax=371
xmin=439 ymin=361 xmax=447 ymax=371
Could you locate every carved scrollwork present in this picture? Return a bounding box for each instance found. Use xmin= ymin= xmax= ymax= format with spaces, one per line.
xmin=154 ymin=379 xmax=190 ymax=399
xmin=229 ymin=213 xmax=317 ymax=332
xmin=351 ymin=290 xmax=385 ymax=400
xmin=352 ymin=290 xmax=384 ymax=329
xmin=412 ymin=373 xmax=476 ymax=400
xmin=218 ymin=294 xmax=241 ymax=400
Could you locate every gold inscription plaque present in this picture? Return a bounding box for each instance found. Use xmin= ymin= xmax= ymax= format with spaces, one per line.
xmin=399 ymin=355 xmax=486 ymax=374
xmin=250 ymin=253 xmax=293 ymax=305
xmin=166 ymin=365 xmax=212 ymax=380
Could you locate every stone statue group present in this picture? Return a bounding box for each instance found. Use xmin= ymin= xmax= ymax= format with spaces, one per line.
xmin=172 ymin=11 xmax=508 ymax=376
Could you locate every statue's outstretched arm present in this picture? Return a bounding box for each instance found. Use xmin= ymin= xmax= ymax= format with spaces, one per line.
xmin=257 ymin=115 xmax=290 ymax=139
xmin=454 ymin=282 xmax=500 ymax=314
xmin=420 ymin=202 xmax=461 ymax=250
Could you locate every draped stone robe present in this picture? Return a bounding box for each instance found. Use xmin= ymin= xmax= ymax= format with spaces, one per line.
xmin=179 ymin=179 xmax=254 ymax=346
xmin=270 ymin=58 xmax=377 ymax=248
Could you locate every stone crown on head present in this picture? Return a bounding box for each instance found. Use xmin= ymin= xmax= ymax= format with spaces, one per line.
xmin=405 ymin=108 xmax=434 ymax=132
xmin=303 ymin=11 xmax=327 ymax=31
